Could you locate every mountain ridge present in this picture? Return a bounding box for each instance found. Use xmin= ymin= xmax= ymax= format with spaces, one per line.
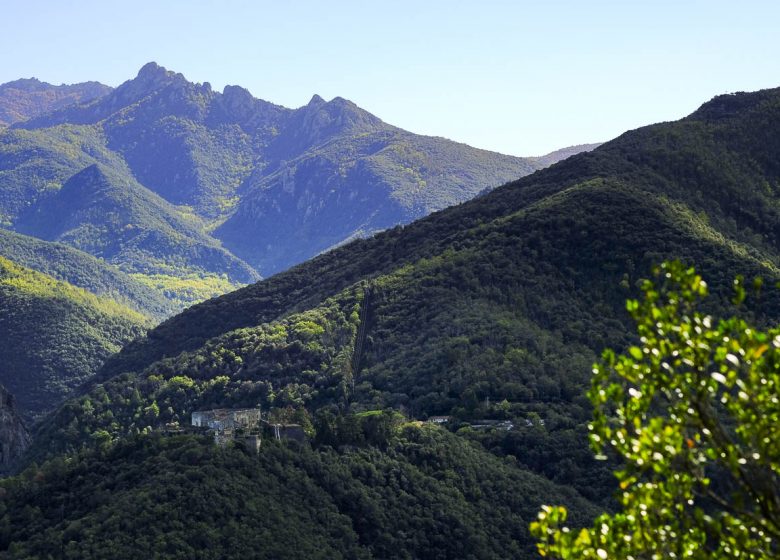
xmin=0 ymin=78 xmax=111 ymax=127
xmin=0 ymin=228 xmax=175 ymax=319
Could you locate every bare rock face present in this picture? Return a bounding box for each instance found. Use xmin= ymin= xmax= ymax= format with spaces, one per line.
xmin=0 ymin=384 xmax=30 ymax=472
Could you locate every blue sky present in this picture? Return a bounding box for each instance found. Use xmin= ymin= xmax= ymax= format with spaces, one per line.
xmin=2 ymin=0 xmax=779 ymax=155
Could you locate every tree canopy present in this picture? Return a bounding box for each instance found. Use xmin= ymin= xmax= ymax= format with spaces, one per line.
xmin=532 ymin=261 xmax=779 ymax=559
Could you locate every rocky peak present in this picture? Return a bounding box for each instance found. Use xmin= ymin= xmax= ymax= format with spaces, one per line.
xmin=298 ymin=94 xmax=383 ymax=140
xmin=0 ymin=78 xmax=112 ymax=127
xmin=207 ymin=84 xmax=290 ymax=133
xmin=135 ymin=61 xmax=179 ymax=87
xmin=307 ymin=94 xmax=326 ymax=107
xmin=0 ymin=77 xmax=44 ymax=92
xmin=221 ymin=84 xmax=256 ymax=114
xmin=115 ymin=61 xmax=189 ymax=100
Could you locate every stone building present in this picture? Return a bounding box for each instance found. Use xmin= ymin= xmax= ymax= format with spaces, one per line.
xmin=191 ymin=407 xmax=263 ymax=450
xmin=191 ymin=408 xmax=262 ymax=432
xmin=191 ymin=407 xmax=307 ymax=450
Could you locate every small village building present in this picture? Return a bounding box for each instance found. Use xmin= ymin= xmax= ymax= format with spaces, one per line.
xmin=191 ymin=408 xmax=262 ymax=432
xmin=190 ymin=407 xmax=307 ymax=450
xmin=192 ymin=408 xmax=262 ymax=449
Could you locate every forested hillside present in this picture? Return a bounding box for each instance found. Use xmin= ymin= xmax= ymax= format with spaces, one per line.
xmin=0 ymin=229 xmax=175 ymax=320
xmin=0 ymin=384 xmax=28 ymax=471
xmin=0 ymin=429 xmax=599 ymax=559
xmin=0 ymin=256 xmax=148 ymax=421
xmin=8 ymin=85 xmax=780 ymax=558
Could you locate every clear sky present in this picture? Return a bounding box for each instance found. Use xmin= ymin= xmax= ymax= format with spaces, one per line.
xmin=2 ymin=0 xmax=779 ymax=156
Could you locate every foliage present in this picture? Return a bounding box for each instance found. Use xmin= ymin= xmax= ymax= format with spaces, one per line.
xmin=27 ymin=292 xmax=361 ymax=459
xmin=0 ymin=428 xmax=599 ymax=559
xmin=0 ymin=228 xmax=175 ymax=319
xmin=12 ymin=162 xmax=259 ymax=285
xmin=0 ymin=118 xmax=258 ymax=310
xmin=0 ymin=256 xmax=147 ymax=421
xmin=9 ymin=79 xmax=780 ymax=557
xmin=216 ymin=126 xmax=545 ymax=275
xmin=531 ymin=262 xmax=779 ymax=558
xmin=128 ymin=271 xmax=240 ymax=309
xmin=26 ymin=86 xmax=780 ymax=507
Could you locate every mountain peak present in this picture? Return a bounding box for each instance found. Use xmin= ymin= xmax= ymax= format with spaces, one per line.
xmin=60 ymin=164 xmax=115 ymax=197
xmin=222 ymin=84 xmax=254 ymax=105
xmin=131 ymin=61 xmax=186 ymax=91
xmin=308 ymin=94 xmax=326 ymax=106
xmin=0 ymin=78 xmax=112 ymax=127
xmin=137 ymin=61 xmax=167 ymax=78
xmin=77 ymin=162 xmax=107 ymax=178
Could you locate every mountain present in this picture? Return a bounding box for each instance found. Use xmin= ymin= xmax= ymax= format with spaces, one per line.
xmin=7 ymin=86 xmax=780 ymax=556
xmin=0 ymin=384 xmax=29 ymax=472
xmin=13 ymin=163 xmax=259 ymax=284
xmin=0 ymin=63 xmax=592 ymax=310
xmin=0 ymin=228 xmax=176 ymax=320
xmin=215 ymin=124 xmax=557 ymax=275
xmin=0 ymin=78 xmax=111 ymax=127
xmin=0 ymin=256 xmax=149 ymax=421
xmin=529 ymin=142 xmax=603 ymax=168
xmin=89 ymin=84 xmax=780 ymax=400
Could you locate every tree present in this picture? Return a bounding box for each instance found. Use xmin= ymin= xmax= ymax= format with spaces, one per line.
xmin=531 ymin=261 xmax=779 ymax=559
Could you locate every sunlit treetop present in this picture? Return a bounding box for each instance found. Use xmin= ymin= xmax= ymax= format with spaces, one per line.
xmin=532 ymin=261 xmax=780 ymax=559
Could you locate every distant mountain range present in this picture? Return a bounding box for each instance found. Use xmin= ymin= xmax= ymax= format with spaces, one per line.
xmin=0 ymin=63 xmax=597 ymax=313
xmin=0 ymin=78 xmax=110 ymax=127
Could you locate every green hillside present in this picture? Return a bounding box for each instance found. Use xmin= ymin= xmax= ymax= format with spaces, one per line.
xmin=93 ymin=86 xmax=780 ymax=388
xmin=9 ymin=85 xmax=780 ymax=558
xmin=0 ymin=383 xmax=29 ymax=472
xmin=0 ymin=228 xmax=175 ymax=319
xmin=14 ymin=163 xmax=258 ymax=282
xmin=217 ymin=126 xmax=543 ymax=274
xmin=0 ymin=429 xmax=599 ymax=559
xmin=0 ymin=256 xmax=149 ymax=421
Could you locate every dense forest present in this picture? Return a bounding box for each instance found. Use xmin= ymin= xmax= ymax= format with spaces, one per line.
xmin=0 ymin=256 xmax=148 ymax=422
xmin=0 ymin=228 xmax=175 ymax=320
xmin=1 ymin=428 xmax=600 ymax=559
